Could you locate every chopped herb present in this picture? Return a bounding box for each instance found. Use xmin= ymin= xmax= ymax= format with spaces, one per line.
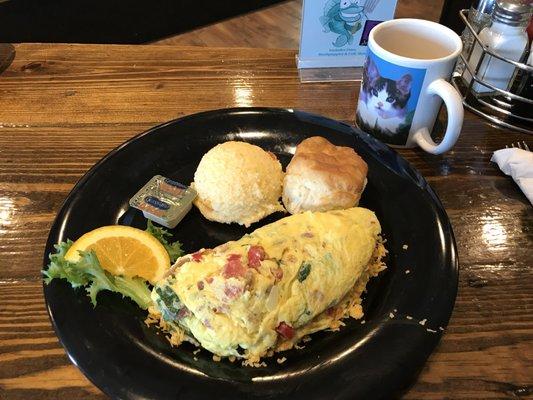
xmin=145 ymin=220 xmax=184 ymax=263
xmin=297 ymin=262 xmax=311 ymax=282
xmin=42 ymin=241 xmax=152 ymax=309
xmin=155 ymin=286 xmax=183 ymax=322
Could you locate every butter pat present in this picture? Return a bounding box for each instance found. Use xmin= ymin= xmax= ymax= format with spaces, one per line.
xmin=129 ymin=175 xmax=197 ymax=228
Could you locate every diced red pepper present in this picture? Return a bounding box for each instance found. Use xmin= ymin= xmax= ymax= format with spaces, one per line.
xmin=205 ymin=276 xmax=214 ymax=284
xmin=191 ymin=251 xmax=205 ymax=262
xmin=247 ymin=245 xmax=266 ymax=268
xmin=276 ymin=321 xmax=295 ymax=340
xmin=197 ymin=281 xmax=204 ymax=290
xmin=222 ymin=254 xmax=246 ymax=278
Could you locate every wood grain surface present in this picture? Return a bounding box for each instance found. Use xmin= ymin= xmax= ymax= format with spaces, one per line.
xmin=0 ymin=44 xmax=531 ymax=399
xmin=153 ymin=0 xmax=444 ymax=48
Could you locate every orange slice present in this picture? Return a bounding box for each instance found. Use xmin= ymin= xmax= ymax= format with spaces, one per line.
xmin=65 ymin=225 xmax=170 ymax=284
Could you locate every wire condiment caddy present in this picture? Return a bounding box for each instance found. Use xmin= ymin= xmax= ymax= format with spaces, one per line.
xmin=452 ymin=9 xmax=533 ymax=134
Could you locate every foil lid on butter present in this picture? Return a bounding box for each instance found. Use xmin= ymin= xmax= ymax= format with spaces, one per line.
xmin=129 ymin=175 xmax=196 ymax=228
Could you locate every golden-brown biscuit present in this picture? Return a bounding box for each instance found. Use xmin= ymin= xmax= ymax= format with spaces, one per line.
xmin=282 ymin=136 xmax=367 ymax=214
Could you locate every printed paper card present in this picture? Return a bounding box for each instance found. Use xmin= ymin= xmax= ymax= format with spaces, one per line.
xmin=298 ymin=0 xmax=398 ymax=69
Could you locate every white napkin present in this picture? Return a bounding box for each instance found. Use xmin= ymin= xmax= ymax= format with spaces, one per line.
xmin=491 ymin=148 xmax=533 ymax=205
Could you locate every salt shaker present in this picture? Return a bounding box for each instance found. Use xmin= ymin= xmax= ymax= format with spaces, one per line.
xmin=465 ymin=0 xmax=531 ymax=94
xmin=455 ymin=0 xmax=496 ymax=76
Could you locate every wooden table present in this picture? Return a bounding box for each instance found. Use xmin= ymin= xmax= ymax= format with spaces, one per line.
xmin=0 ymin=44 xmax=531 ymax=399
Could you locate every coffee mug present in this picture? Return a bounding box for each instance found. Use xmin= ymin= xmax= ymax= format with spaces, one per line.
xmin=356 ymin=19 xmax=464 ymax=155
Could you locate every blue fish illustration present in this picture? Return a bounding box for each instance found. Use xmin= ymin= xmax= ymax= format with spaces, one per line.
xmin=320 ymin=0 xmax=365 ymax=47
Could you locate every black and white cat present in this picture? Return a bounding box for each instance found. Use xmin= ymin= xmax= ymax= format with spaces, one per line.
xmin=356 ymin=57 xmax=413 ymax=136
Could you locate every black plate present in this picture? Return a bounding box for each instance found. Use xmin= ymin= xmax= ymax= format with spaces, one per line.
xmin=43 ymin=108 xmax=458 ymax=400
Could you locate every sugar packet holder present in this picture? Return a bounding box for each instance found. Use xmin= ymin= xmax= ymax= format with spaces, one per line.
xmin=129 ymin=175 xmax=197 ymax=228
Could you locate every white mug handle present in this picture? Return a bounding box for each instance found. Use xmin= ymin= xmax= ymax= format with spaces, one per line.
xmin=412 ymin=79 xmax=464 ymax=155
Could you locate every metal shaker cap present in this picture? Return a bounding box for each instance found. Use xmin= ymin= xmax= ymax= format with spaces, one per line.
xmin=474 ymin=0 xmax=497 ymax=15
xmin=493 ymin=0 xmax=532 ymax=25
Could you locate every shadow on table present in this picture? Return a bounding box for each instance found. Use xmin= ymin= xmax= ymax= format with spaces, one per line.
xmin=0 ymin=44 xmax=15 ymax=76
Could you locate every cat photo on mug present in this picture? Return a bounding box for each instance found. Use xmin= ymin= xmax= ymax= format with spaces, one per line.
xmin=356 ymin=54 xmax=426 ymax=145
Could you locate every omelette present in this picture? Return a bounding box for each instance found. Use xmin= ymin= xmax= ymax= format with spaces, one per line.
xmin=149 ymin=207 xmax=386 ymax=363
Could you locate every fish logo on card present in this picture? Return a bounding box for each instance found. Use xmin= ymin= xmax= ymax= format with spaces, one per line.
xmin=320 ymin=0 xmax=365 ymax=47
xmin=298 ymin=0 xmax=397 ymax=69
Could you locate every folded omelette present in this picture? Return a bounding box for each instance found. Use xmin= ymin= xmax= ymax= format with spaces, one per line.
xmin=149 ymin=207 xmax=386 ymax=363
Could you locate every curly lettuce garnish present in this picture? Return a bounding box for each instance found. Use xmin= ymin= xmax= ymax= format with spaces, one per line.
xmin=43 ymin=240 xmax=153 ymax=309
xmin=43 ymin=223 xmax=184 ymax=309
xmin=146 ymin=220 xmax=184 ymax=263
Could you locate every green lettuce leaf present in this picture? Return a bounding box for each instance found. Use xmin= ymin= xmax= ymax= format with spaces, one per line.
xmin=145 ymin=220 xmax=184 ymax=263
xmin=43 ymin=240 xmax=88 ymax=288
xmin=113 ymin=276 xmax=153 ymax=309
xmin=42 ymin=241 xmax=152 ymax=309
xmin=43 ymin=222 xmax=184 ymax=309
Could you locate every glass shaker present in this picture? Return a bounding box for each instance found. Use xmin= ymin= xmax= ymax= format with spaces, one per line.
xmin=455 ymin=0 xmax=496 ymax=76
xmin=464 ymin=0 xmax=531 ymax=94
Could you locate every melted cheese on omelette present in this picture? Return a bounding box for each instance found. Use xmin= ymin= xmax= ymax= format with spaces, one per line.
xmin=150 ymin=207 xmax=385 ymax=362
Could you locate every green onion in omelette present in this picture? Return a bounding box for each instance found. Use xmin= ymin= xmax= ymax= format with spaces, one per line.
xmin=297 ymin=262 xmax=311 ymax=282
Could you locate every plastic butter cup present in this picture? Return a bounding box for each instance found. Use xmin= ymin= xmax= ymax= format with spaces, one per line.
xmin=129 ymin=175 xmax=197 ymax=228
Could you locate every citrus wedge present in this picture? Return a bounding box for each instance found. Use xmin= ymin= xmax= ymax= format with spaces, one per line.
xmin=65 ymin=225 xmax=170 ymax=284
